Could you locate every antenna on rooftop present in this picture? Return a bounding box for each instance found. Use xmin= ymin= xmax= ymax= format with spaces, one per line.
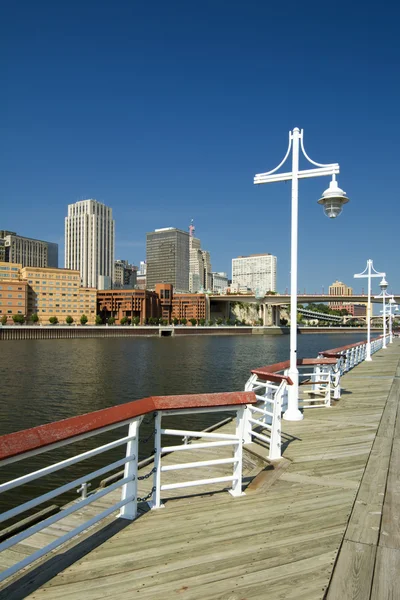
xmin=189 ymin=219 xmax=195 ymax=237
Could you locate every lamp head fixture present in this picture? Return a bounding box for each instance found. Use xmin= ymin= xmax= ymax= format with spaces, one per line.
xmin=317 ymin=175 xmax=349 ymax=218
xmin=380 ymin=277 xmax=388 ymax=291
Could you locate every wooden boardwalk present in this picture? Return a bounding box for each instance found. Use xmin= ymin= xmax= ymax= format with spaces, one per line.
xmin=1 ymin=342 xmax=400 ymax=599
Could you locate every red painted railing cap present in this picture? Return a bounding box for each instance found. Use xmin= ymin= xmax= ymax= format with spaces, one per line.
xmin=0 ymin=391 xmax=256 ymax=462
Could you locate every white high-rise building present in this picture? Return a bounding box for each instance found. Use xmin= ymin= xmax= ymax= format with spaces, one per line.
xmin=65 ymin=199 xmax=115 ymax=288
xmin=232 ymin=254 xmax=277 ymax=293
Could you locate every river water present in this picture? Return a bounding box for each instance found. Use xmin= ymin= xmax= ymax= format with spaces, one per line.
xmin=0 ymin=333 xmax=367 ymax=512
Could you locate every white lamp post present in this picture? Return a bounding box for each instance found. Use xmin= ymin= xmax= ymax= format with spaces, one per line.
xmin=375 ymin=277 xmax=389 ymax=349
xmin=354 ymin=260 xmax=385 ymax=361
xmin=387 ymin=297 xmax=398 ymax=343
xmin=254 ymin=128 xmax=349 ymax=421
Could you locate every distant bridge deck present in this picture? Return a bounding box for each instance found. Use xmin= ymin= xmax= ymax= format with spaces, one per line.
xmin=1 ymin=344 xmax=400 ymax=599
xmin=210 ymin=293 xmax=400 ymax=305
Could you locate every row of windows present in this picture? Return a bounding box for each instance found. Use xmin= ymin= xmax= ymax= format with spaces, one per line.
xmin=25 ymin=273 xmax=79 ymax=280
xmin=0 ymin=294 xmax=23 ymax=298
xmin=0 ymin=302 xmax=23 ymax=306
xmin=0 ymin=286 xmax=23 ymax=291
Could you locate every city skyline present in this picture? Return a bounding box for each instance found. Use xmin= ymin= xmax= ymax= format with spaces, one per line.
xmin=2 ymin=2 xmax=399 ymax=294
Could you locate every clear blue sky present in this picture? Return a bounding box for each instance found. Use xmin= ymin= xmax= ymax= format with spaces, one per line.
xmin=2 ymin=1 xmax=399 ymax=295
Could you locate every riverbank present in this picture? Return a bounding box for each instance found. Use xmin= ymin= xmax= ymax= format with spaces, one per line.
xmin=0 ymin=325 xmax=382 ymax=340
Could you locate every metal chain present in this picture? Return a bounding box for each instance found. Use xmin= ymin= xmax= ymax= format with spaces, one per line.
xmin=139 ymin=429 xmax=156 ymax=444
xmin=137 ymin=486 xmax=156 ymax=503
xmin=138 ymin=466 xmax=157 ymax=480
xmin=142 ymin=412 xmax=157 ymax=425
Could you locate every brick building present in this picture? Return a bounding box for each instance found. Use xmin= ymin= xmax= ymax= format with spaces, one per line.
xmin=21 ymin=266 xmax=97 ymax=324
xmin=98 ymin=284 xmax=208 ymax=324
xmin=97 ymin=289 xmax=160 ymax=324
xmin=0 ymin=266 xmax=28 ymax=323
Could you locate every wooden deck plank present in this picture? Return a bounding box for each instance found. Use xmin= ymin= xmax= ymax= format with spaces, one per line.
xmin=370 ymin=546 xmax=400 ymax=600
xmin=325 ymin=540 xmax=376 ymax=599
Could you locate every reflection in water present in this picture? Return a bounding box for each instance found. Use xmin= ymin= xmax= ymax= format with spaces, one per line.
xmin=0 ymin=333 xmax=366 ymax=510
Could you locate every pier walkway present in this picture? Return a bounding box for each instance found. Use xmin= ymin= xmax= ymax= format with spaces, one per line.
xmin=1 ymin=342 xmax=400 ymax=599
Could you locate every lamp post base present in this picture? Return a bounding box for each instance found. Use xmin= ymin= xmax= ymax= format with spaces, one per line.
xmin=283 ymin=408 xmax=304 ymax=421
xmin=365 ymin=356 xmax=372 ymax=361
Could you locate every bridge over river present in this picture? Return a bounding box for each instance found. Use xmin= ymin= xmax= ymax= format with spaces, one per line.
xmin=209 ymin=294 xmax=400 ymax=325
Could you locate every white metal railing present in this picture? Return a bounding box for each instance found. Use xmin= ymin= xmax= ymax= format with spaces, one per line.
xmin=0 ymin=393 xmax=254 ymax=585
xmin=150 ymin=406 xmax=246 ymax=508
xmin=244 ymin=374 xmax=285 ymax=460
xmin=319 ymin=334 xmax=390 ymax=382
xmin=0 ymin=416 xmax=142 ymax=584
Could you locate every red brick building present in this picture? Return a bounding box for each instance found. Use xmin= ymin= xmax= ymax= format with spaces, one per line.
xmin=97 ymin=285 xmax=208 ymax=324
xmin=97 ymin=289 xmax=159 ymax=324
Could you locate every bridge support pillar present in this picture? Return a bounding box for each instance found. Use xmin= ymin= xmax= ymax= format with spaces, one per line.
xmin=273 ymin=305 xmax=281 ymax=326
xmin=262 ymin=303 xmax=274 ymax=326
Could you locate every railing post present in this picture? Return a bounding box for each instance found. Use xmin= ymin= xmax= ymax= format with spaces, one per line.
xmin=229 ymin=406 xmax=245 ymax=497
xmin=150 ymin=412 xmax=163 ymax=509
xmin=333 ymin=359 xmax=341 ymax=400
xmin=243 ymin=375 xmax=256 ymax=444
xmin=268 ymin=382 xmax=283 ymax=460
xmin=311 ymin=365 xmax=320 ymax=392
xmin=119 ymin=418 xmax=139 ymax=520
xmin=322 ymin=366 xmax=331 ymax=406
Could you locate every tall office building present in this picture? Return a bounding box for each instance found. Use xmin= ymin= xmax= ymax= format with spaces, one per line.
xmin=65 ymin=200 xmax=115 ymax=288
xmin=146 ymin=228 xmax=189 ymax=292
xmin=232 ymin=254 xmax=277 ymax=293
xmin=212 ymin=272 xmax=229 ymax=293
xmin=113 ymin=259 xmax=137 ymax=289
xmin=188 ymin=221 xmax=212 ymax=292
xmin=0 ymin=230 xmax=58 ymax=268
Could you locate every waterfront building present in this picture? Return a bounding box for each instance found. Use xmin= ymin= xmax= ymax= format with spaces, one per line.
xmin=0 ymin=230 xmax=58 ymax=268
xmin=21 ymin=266 xmax=97 ymax=324
xmin=113 ymin=260 xmax=137 ymax=289
xmin=146 ymin=228 xmax=189 ymax=292
xmin=232 ymin=253 xmax=277 ymax=293
xmin=65 ymin=199 xmax=115 ymax=289
xmin=171 ymin=292 xmax=207 ymax=322
xmin=97 ymin=289 xmax=159 ymax=324
xmin=0 ymin=262 xmax=28 ymax=322
xmin=212 ymin=272 xmax=229 ymax=293
xmin=97 ymin=283 xmax=208 ymax=324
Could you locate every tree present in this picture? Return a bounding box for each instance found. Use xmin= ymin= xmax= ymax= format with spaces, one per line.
xmin=132 ymin=316 xmax=140 ymax=326
xmin=189 ymin=318 xmax=197 ymax=326
xmin=80 ymin=314 xmax=88 ymax=325
xmin=66 ymin=315 xmax=74 ymax=325
xmin=198 ymin=318 xmax=206 ymax=326
xmin=31 ymin=313 xmax=39 ymax=324
xmin=180 ymin=318 xmax=187 ymax=326
xmin=1 ymin=315 xmax=7 ymax=325
xmin=95 ymin=315 xmax=103 ymax=325
xmin=107 ymin=316 xmax=115 ymax=325
xmin=173 ymin=317 xmax=179 ymax=326
xmin=49 ymin=316 xmax=58 ymax=325
xmin=13 ymin=314 xmax=25 ymax=325
xmin=216 ymin=318 xmax=223 ymax=325
xmin=120 ymin=316 xmax=128 ymax=325
xmin=208 ymin=318 xmax=215 ymax=326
